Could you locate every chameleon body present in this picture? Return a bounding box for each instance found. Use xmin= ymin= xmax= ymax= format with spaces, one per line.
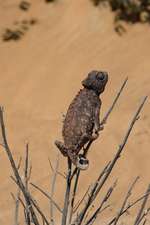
xmin=55 ymin=71 xmax=108 ymax=170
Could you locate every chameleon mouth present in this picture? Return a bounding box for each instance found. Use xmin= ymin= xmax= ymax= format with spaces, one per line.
xmin=76 ymin=155 xmax=89 ymax=170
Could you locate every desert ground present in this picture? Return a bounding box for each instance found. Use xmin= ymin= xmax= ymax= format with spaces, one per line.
xmin=0 ymin=0 xmax=150 ymax=224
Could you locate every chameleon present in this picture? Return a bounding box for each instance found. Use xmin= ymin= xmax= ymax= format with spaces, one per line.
xmin=55 ymin=70 xmax=108 ymax=170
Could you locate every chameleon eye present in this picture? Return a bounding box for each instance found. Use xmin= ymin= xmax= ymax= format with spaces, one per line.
xmin=96 ymin=73 xmax=105 ymax=81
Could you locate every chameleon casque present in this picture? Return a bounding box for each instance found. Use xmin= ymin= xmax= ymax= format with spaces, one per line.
xmin=55 ymin=70 xmax=108 ymax=170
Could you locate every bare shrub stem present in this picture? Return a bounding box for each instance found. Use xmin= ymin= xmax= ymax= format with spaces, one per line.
xmin=0 ymin=107 xmax=40 ymax=225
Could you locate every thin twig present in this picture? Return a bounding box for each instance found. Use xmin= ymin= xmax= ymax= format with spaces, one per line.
xmin=107 ymin=191 xmax=150 ymax=225
xmin=113 ymin=176 xmax=140 ymax=225
xmin=48 ymin=158 xmax=66 ymax=179
xmin=141 ymin=219 xmax=147 ymax=225
xmin=61 ymin=158 xmax=72 ymax=225
xmin=29 ymin=196 xmax=50 ymax=225
xmin=17 ymin=157 xmax=22 ymax=170
xmin=50 ymin=153 xmax=60 ymax=225
xmin=24 ymin=143 xmax=29 ymax=188
xmin=73 ymin=185 xmax=92 ymax=213
xmin=11 ymin=191 xmax=29 ymax=224
xmin=30 ymin=182 xmax=62 ymax=214
xmin=11 ymin=192 xmax=31 ymax=225
xmin=12 ymin=181 xmax=50 ymax=225
xmin=68 ymin=169 xmax=80 ymax=224
xmin=85 ymin=181 xmax=117 ymax=225
xmin=0 ymin=107 xmax=40 ymax=225
xmin=134 ymin=184 xmax=150 ymax=225
xmin=100 ymin=77 xmax=128 ymax=125
xmin=24 ymin=143 xmax=31 ymax=225
xmin=13 ymin=188 xmax=21 ymax=225
xmin=74 ymin=96 xmax=147 ymax=225
xmin=11 ymin=192 xmax=26 ymax=210
xmin=13 ymin=157 xmax=22 ymax=225
xmin=136 ymin=207 xmax=150 ymax=225
xmin=71 ymin=162 xmax=110 ymax=225
xmin=42 ymin=217 xmax=46 ymax=225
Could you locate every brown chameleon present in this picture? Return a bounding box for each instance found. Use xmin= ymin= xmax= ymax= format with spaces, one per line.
xmin=55 ymin=70 xmax=108 ymax=170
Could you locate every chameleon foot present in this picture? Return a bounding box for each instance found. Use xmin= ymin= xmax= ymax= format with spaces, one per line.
xmin=76 ymin=154 xmax=89 ymax=170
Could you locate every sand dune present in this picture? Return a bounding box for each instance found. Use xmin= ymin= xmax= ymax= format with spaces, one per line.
xmin=0 ymin=0 xmax=150 ymax=224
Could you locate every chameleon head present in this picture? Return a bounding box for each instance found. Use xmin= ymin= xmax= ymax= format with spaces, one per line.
xmin=82 ymin=70 xmax=108 ymax=95
xmin=76 ymin=154 xmax=89 ymax=170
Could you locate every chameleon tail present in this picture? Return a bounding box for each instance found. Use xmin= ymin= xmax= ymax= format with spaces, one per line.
xmin=55 ymin=140 xmax=68 ymax=156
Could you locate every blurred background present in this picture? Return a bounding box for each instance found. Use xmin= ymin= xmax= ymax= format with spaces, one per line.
xmin=0 ymin=0 xmax=150 ymax=224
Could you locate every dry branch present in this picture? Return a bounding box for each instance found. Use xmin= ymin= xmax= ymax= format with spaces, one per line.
xmin=113 ymin=176 xmax=140 ymax=225
xmin=30 ymin=182 xmax=62 ymax=213
xmin=68 ymin=169 xmax=80 ymax=224
xmin=71 ymin=162 xmax=110 ymax=225
xmin=50 ymin=153 xmax=60 ymax=225
xmin=85 ymin=181 xmax=117 ymax=225
xmin=12 ymin=158 xmax=22 ymax=225
xmin=73 ymin=185 xmax=92 ymax=214
xmin=108 ymin=191 xmax=150 ymax=225
xmin=134 ymin=184 xmax=150 ymax=225
xmin=48 ymin=157 xmax=66 ymax=179
xmin=13 ymin=188 xmax=21 ymax=225
xmin=24 ymin=143 xmax=31 ymax=225
xmin=142 ymin=219 xmax=147 ymax=225
xmin=29 ymin=196 xmax=50 ymax=225
xmin=61 ymin=158 xmax=72 ymax=225
xmin=0 ymin=107 xmax=40 ymax=225
xmin=136 ymin=207 xmax=150 ymax=225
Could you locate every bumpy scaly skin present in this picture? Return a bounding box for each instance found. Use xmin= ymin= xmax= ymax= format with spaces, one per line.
xmin=55 ymin=71 xmax=108 ymax=170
